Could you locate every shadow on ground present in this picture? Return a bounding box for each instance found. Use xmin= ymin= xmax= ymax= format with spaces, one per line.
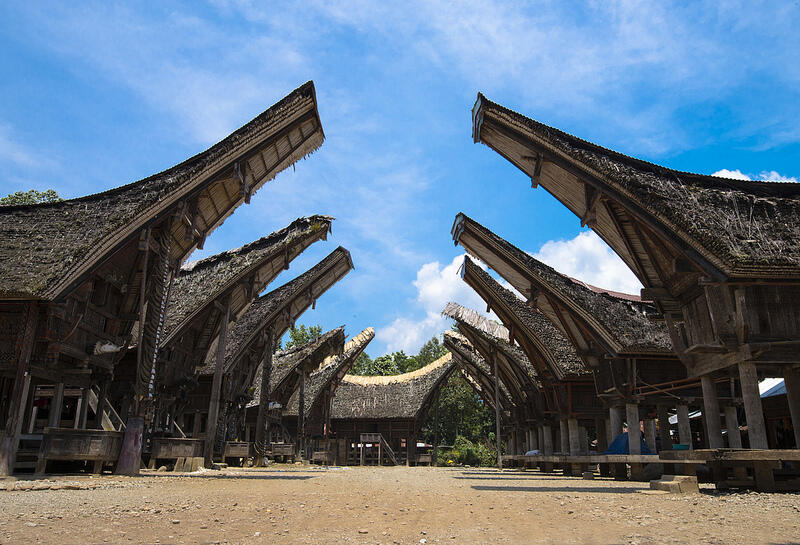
xmin=471 ymin=484 xmax=643 ymax=494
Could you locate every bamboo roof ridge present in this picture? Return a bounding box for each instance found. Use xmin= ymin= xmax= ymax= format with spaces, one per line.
xmin=284 ymin=326 xmax=375 ymax=417
xmin=247 ymin=326 xmax=346 ymax=409
xmin=0 ymin=81 xmax=324 ymax=299
xmin=198 ymin=246 xmax=354 ymax=375
xmin=452 ymin=213 xmax=672 ymax=354
xmin=472 ymin=93 xmax=800 ymax=279
xmin=330 ymin=353 xmax=455 ymax=420
xmin=443 ymin=330 xmax=512 ymax=412
xmin=162 ymin=215 xmax=333 ymax=346
xmin=460 ymin=257 xmax=590 ymax=379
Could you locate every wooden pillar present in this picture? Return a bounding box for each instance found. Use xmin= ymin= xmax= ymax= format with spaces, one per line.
xmin=783 ymin=366 xmax=800 ymax=448
xmin=204 ymin=297 xmax=231 ymax=467
xmin=677 ymin=404 xmax=693 ymax=449
xmin=609 ymin=406 xmax=623 ymax=442
xmin=595 ymin=417 xmax=608 ymax=453
xmin=537 ymin=427 xmax=545 ymax=453
xmin=657 ymin=405 xmax=673 ymax=451
xmin=579 ymin=426 xmax=589 ymax=455
xmin=95 ymin=381 xmax=109 ymax=430
xmin=701 ymin=375 xmax=723 ymax=449
xmin=559 ymin=419 xmax=569 ymax=454
xmin=191 ymin=410 xmax=202 ymax=438
xmin=644 ymin=419 xmax=657 ymax=453
xmin=492 ymin=354 xmax=502 ymax=470
xmin=78 ymin=388 xmax=90 ymax=429
xmin=724 ymin=406 xmax=742 ymax=449
xmin=25 ymin=384 xmax=38 ymax=434
xmin=0 ymin=303 xmax=38 ymax=476
xmin=297 ymin=369 xmax=306 ymax=462
xmin=541 ymin=424 xmax=553 ymax=455
xmin=254 ymin=329 xmax=274 ymax=465
xmin=529 ymin=426 xmax=539 ymax=450
xmin=738 ymin=361 xmax=768 ymax=449
xmin=432 ymin=393 xmax=439 ymax=466
xmin=626 ymin=403 xmax=641 ymax=455
xmin=49 ymin=383 xmax=65 ymax=428
xmin=567 ymin=418 xmax=580 ymax=456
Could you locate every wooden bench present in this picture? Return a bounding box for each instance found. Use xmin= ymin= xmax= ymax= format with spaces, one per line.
xmin=148 ymin=437 xmax=204 ymax=469
xmin=223 ymin=442 xmax=250 ymax=466
xmin=36 ymin=427 xmax=123 ymax=474
xmin=312 ymin=450 xmax=334 ymax=465
xmin=523 ymin=454 xmax=705 ymax=480
xmin=660 ymin=449 xmax=800 ymax=492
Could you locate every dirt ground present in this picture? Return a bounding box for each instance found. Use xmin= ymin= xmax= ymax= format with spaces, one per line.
xmin=1 ymin=465 xmax=799 ymax=545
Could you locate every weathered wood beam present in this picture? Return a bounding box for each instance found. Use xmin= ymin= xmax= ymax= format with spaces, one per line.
xmin=204 ymin=296 xmax=231 ymax=467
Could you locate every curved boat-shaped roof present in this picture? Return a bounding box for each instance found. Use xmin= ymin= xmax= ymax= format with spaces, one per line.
xmin=1 ymin=81 xmax=323 ymax=299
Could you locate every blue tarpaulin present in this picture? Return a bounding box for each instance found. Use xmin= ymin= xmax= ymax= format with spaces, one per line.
xmin=605 ymin=432 xmax=652 ymax=455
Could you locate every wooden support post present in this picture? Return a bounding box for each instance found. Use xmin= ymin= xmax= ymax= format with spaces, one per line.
xmin=677 ymin=405 xmax=693 ymax=449
xmin=25 ymin=383 xmax=37 ymax=434
xmin=95 ymin=381 xmax=109 ymax=430
xmin=204 ymin=297 xmax=231 ymax=467
xmin=568 ymin=418 xmax=580 ymax=456
xmin=657 ymin=405 xmax=673 ymax=450
xmin=701 ymin=375 xmax=723 ymax=449
xmin=254 ymin=329 xmax=274 ymax=466
xmin=559 ymin=419 xmax=569 ymax=454
xmin=609 ymin=406 xmax=623 ymax=442
xmin=297 ymin=369 xmax=306 ymax=462
xmin=529 ymin=426 xmax=539 ymax=451
xmin=78 ymin=388 xmax=90 ymax=429
xmin=115 ymin=416 xmax=144 ymax=475
xmin=626 ymin=403 xmax=641 ymax=455
xmin=724 ymin=406 xmax=742 ymax=448
xmin=783 ymin=366 xmax=800 ymax=448
xmin=738 ymin=361 xmax=768 ymax=449
xmin=191 ymin=411 xmax=202 ymax=438
xmin=644 ymin=419 xmax=657 ymax=453
xmin=538 ymin=427 xmax=545 ymax=453
xmin=579 ymin=426 xmax=589 ymax=455
xmin=432 ymin=392 xmax=439 ymax=466
xmin=595 ymin=417 xmax=607 ymax=453
xmin=0 ymin=303 xmax=38 ymax=476
xmin=49 ymin=383 xmax=65 ymax=428
xmin=542 ymin=425 xmax=553 ymax=455
xmin=492 ymin=354 xmax=502 ymax=470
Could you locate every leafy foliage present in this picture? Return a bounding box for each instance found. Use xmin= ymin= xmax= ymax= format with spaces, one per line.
xmin=282 ymin=324 xmax=323 ymax=350
xmin=436 ymin=435 xmax=498 ymax=467
xmin=0 ymin=189 xmax=61 ymax=206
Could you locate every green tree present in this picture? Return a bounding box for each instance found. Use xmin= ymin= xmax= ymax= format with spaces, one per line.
xmin=283 ymin=324 xmax=322 ymax=350
xmin=350 ymin=351 xmax=374 ymax=375
xmin=416 ymin=336 xmax=447 ymax=367
xmin=0 ymin=189 xmax=61 ymax=206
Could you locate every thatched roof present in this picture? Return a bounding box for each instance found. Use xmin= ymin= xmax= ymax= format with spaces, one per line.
xmin=198 ymin=246 xmax=353 ymax=375
xmin=443 ymin=330 xmax=512 ymax=412
xmin=247 ymin=327 xmax=346 ymax=408
xmin=459 ymin=258 xmax=590 ymax=380
xmin=284 ymin=327 xmax=375 ymax=417
xmin=442 ymin=301 xmax=538 ymax=383
xmin=453 ymin=213 xmax=672 ymax=355
xmin=162 ymin=215 xmax=333 ymax=346
xmin=330 ymin=353 xmax=455 ymax=421
xmin=0 ymin=81 xmax=323 ymax=299
xmin=472 ymin=93 xmax=800 ymax=279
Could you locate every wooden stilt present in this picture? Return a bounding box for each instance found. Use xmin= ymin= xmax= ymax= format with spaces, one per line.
xmin=739 ymin=361 xmax=768 ymax=449
xmin=254 ymin=328 xmax=274 ymax=466
xmin=0 ymin=302 xmax=38 ymax=476
xmin=677 ymin=405 xmax=693 ymax=449
xmin=297 ymin=369 xmax=306 ymax=462
xmin=644 ymin=419 xmax=657 ymax=453
xmin=49 ymin=383 xmax=65 ymax=428
xmin=609 ymin=406 xmax=623 ymax=442
xmin=559 ymin=419 xmax=569 ymax=454
xmin=783 ymin=366 xmax=800 ymax=448
xmin=567 ymin=418 xmax=580 ymax=456
xmin=204 ymin=297 xmax=231 ymax=467
xmin=542 ymin=425 xmax=553 ymax=455
xmin=657 ymin=405 xmax=673 ymax=450
xmin=626 ymin=403 xmax=641 ymax=455
xmin=492 ymin=353 xmax=502 ymax=470
xmin=724 ymin=406 xmax=742 ymax=448
xmin=432 ymin=392 xmax=439 ymax=466
xmin=701 ymin=375 xmax=724 ymax=449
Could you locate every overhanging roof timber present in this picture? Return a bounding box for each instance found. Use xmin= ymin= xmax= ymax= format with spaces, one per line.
xmin=283 ymin=326 xmax=376 ymax=418
xmin=330 ymin=353 xmax=456 ymax=421
xmin=443 ymin=330 xmax=513 ymax=414
xmin=452 ymin=213 xmax=672 ymax=359
xmin=160 ymin=215 xmax=334 ymax=356
xmin=471 ymin=93 xmax=800 ymax=297
xmin=442 ymin=302 xmax=539 ymax=410
xmin=458 ymin=257 xmax=589 ymax=381
xmin=0 ymin=81 xmax=324 ymax=301
xmin=248 ymin=327 xmax=345 ymax=409
xmin=199 ymin=246 xmax=354 ymax=379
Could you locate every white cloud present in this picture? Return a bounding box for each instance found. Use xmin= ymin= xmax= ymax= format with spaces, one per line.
xmin=711 ymin=169 xmax=797 ymax=183
xmin=533 ymin=231 xmax=643 ymax=295
xmin=712 ymin=169 xmax=751 ymax=180
xmin=376 ymin=254 xmax=494 ymax=354
xmin=0 ymin=123 xmax=37 ymax=167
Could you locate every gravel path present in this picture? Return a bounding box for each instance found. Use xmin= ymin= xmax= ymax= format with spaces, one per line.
xmin=1 ymin=466 xmax=798 ymax=544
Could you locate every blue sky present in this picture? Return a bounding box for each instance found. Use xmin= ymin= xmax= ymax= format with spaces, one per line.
xmin=1 ymin=1 xmax=799 ymax=358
